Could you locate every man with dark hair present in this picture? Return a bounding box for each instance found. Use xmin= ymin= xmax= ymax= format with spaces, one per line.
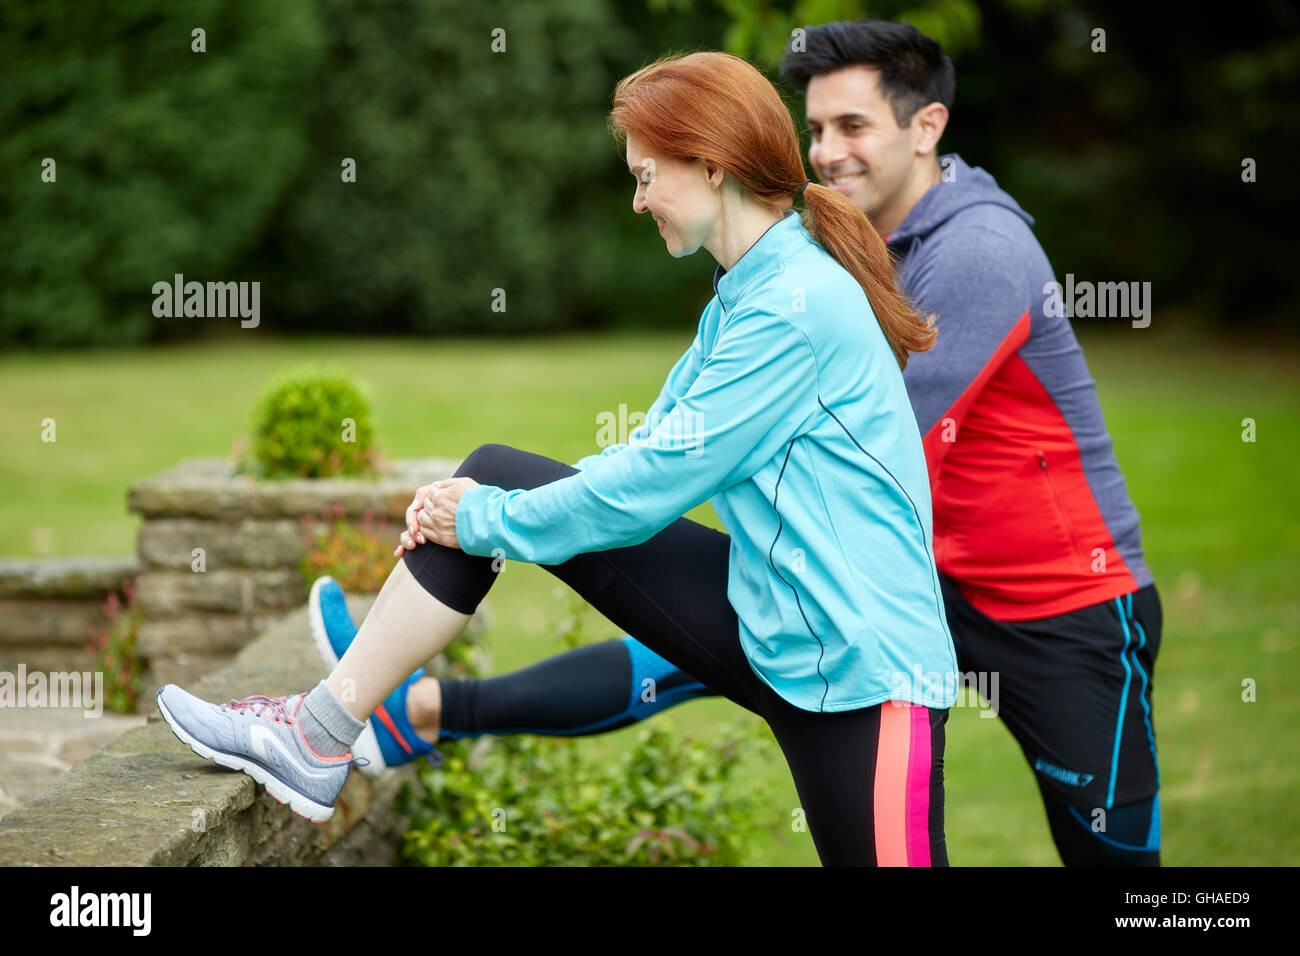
xmin=309 ymin=19 xmax=1163 ymax=866
xmin=777 ymin=19 xmax=1163 ymax=866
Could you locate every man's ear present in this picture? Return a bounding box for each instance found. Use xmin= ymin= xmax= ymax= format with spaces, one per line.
xmin=912 ymin=102 xmax=949 ymax=157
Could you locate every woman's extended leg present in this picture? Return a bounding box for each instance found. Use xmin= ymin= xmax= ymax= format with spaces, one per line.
xmin=435 ymin=636 xmax=718 ymax=741
xmin=313 ymin=437 xmax=754 ymax=736
xmin=306 ymin=576 xmax=717 ymax=765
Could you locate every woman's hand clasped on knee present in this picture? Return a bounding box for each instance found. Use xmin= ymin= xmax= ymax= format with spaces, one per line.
xmin=394 ymin=477 xmax=480 ymax=556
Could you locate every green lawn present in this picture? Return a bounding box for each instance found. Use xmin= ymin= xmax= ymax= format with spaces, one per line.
xmin=1 ymin=324 xmax=1296 ymax=865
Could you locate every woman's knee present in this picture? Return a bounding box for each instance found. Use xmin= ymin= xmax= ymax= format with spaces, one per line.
xmin=454 ymin=443 xmax=570 ymax=491
xmin=454 ymin=443 xmax=523 ymax=485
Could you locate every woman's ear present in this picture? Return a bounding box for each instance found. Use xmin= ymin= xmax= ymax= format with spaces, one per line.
xmin=703 ymin=159 xmax=726 ymax=190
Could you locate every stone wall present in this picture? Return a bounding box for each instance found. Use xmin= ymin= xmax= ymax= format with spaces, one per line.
xmin=128 ymin=456 xmax=460 ymax=699
xmin=0 ymin=557 xmax=140 ymax=676
xmin=0 ymin=597 xmax=428 ymax=866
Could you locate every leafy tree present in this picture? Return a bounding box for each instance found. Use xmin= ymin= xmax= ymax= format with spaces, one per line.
xmin=0 ymin=1 xmax=326 ymax=347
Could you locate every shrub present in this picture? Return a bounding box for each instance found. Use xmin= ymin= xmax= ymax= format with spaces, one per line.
xmin=396 ymin=718 xmax=768 ymax=866
xmin=298 ymin=503 xmax=394 ymax=594
xmin=243 ymin=364 xmax=380 ymax=479
xmin=395 ymin=592 xmax=777 ymax=866
xmin=85 ymin=579 xmax=146 ymax=714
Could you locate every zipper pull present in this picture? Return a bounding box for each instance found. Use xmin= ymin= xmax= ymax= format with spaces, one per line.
xmin=1037 ymin=451 xmax=1047 ymax=469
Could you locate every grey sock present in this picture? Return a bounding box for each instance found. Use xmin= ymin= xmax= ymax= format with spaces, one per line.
xmin=299 ymin=679 xmax=366 ymax=758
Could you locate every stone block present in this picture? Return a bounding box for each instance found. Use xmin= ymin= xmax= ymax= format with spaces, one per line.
xmin=0 ymin=599 xmax=110 ymax=646
xmin=128 ymin=457 xmax=461 ymax=521
xmin=135 ymin=569 xmax=305 ymax=616
xmin=0 ymin=593 xmax=429 ymax=865
xmin=149 ymin=653 xmax=235 ymax=690
xmin=138 ymin=518 xmax=307 ymax=570
xmin=137 ymin=613 xmax=287 ymax=657
xmin=0 ymin=646 xmax=98 ymax=677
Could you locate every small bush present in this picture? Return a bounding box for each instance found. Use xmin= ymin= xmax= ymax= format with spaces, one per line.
xmin=396 ymin=718 xmax=768 ymax=867
xmin=298 ymin=503 xmax=394 ymax=594
xmin=85 ymin=579 xmax=146 ymax=714
xmin=242 ymin=364 xmax=380 ymax=479
xmin=395 ymin=593 xmax=777 ymax=866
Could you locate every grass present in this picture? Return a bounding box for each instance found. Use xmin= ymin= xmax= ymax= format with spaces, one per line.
xmin=1 ymin=322 xmax=1296 ymax=865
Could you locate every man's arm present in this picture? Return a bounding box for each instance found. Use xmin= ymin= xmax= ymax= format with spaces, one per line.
xmin=457 ymin=309 xmax=818 ymax=565
xmin=901 ymin=224 xmax=1032 ymax=478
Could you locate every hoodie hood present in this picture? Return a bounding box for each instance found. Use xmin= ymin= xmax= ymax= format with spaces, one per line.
xmin=884 ymin=153 xmax=1034 ymax=249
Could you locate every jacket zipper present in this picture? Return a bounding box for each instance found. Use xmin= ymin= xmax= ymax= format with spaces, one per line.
xmin=1038 ymin=450 xmax=1088 ymax=568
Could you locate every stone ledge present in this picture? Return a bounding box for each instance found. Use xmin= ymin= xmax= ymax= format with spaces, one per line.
xmin=137 ymin=518 xmax=408 ymax=571
xmin=128 ymin=457 xmax=462 ymax=520
xmin=0 ymin=594 xmax=426 ymax=867
xmin=0 ymin=557 xmax=139 ymax=600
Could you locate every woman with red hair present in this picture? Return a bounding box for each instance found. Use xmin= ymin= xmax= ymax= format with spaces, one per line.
xmin=157 ymin=52 xmax=958 ymax=866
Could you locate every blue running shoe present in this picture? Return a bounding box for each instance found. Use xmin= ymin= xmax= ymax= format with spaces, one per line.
xmin=308 ymin=576 xmax=442 ymax=777
xmin=155 ymin=685 xmax=359 ymax=823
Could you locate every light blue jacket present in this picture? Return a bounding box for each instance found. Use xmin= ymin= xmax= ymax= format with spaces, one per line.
xmin=455 ymin=209 xmax=958 ymax=712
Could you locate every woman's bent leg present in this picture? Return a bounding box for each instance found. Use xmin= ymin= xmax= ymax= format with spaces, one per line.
xmin=401 ymin=443 xmax=767 ymax=713
xmin=320 ymin=443 xmax=566 ymax=724
xmin=325 ymin=559 xmax=472 ymax=722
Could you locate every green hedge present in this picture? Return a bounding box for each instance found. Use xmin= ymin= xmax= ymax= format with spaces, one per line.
xmin=258 ymin=0 xmax=725 ymax=337
xmin=396 ymin=593 xmax=779 ymax=866
xmin=0 ymin=1 xmax=326 ymax=347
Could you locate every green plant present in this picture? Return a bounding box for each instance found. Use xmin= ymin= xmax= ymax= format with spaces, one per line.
xmin=85 ymin=579 xmax=147 ymax=714
xmin=298 ymin=502 xmax=393 ymax=593
xmin=243 ymin=364 xmax=381 ymax=479
xmin=396 ymin=718 xmax=769 ymax=866
xmin=395 ymin=592 xmax=778 ymax=866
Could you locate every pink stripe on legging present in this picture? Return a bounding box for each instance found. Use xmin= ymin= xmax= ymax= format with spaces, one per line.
xmin=874 ymin=702 xmax=911 ymax=865
xmin=874 ymin=702 xmax=933 ymax=866
xmin=905 ymin=704 xmax=933 ymax=867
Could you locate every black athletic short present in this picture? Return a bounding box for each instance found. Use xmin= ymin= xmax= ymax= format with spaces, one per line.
xmin=939 ymin=573 xmax=1162 ymax=812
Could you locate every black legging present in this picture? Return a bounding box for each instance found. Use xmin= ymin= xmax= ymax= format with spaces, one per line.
xmin=403 ymin=443 xmax=949 ymax=866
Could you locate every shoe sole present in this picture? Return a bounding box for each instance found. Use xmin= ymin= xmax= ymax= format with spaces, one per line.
xmin=308 ymin=576 xmax=388 ymax=779
xmin=156 ymin=691 xmax=337 ymax=823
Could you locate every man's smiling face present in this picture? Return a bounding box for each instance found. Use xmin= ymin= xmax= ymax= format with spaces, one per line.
xmin=805 ymin=65 xmax=922 ymax=230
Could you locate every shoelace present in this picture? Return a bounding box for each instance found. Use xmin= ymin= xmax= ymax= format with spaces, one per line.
xmin=222 ymin=693 xmax=294 ymax=725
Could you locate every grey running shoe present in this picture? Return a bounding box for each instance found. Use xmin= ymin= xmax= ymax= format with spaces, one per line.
xmin=156 ymin=684 xmax=361 ymax=822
